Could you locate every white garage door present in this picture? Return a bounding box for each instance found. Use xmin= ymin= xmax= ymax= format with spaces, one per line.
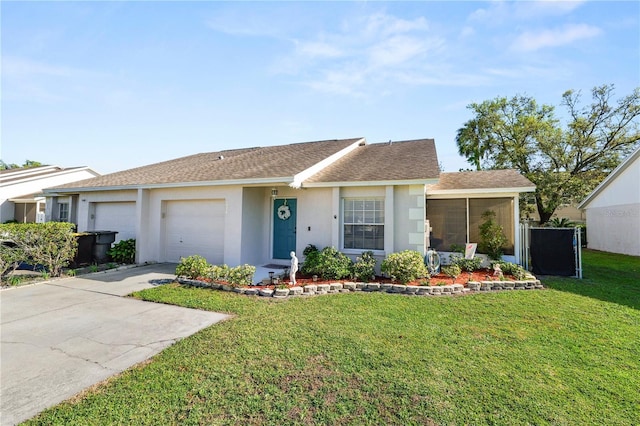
xmin=93 ymin=202 xmax=136 ymax=242
xmin=164 ymin=200 xmax=225 ymax=264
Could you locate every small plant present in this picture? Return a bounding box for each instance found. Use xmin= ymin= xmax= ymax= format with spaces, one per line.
xmin=107 ymin=238 xmax=136 ymax=264
xmin=493 ymin=262 xmax=528 ymax=280
xmin=547 ymin=217 xmax=575 ymax=228
xmin=441 ymin=264 xmax=461 ymax=284
xmin=7 ymin=275 xmax=24 ymax=286
xmin=418 ymin=279 xmax=430 ymax=286
xmin=381 ymin=250 xmax=429 ymax=284
xmin=89 ymin=264 xmax=99 ymax=273
xmin=479 ymin=210 xmax=508 ymax=261
xmin=451 ymin=254 xmax=483 ymax=273
xmin=41 ymin=271 xmax=51 ymax=280
xmin=352 ymin=251 xmax=377 ymax=282
xmin=449 ymin=244 xmax=465 ymax=254
xmin=106 ymin=263 xmax=117 ymax=270
xmin=66 ymin=269 xmax=77 ymax=277
xmin=175 ymin=255 xmax=210 ymax=280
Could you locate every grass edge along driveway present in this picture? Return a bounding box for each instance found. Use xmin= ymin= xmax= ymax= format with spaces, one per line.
xmin=25 ymin=250 xmax=640 ymax=425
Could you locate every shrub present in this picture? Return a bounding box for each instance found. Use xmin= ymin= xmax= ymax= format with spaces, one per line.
xmin=451 ymin=254 xmax=483 ymax=273
xmin=1 ymin=222 xmax=78 ymax=277
xmin=441 ymin=264 xmax=461 ymax=283
xmin=479 ymin=210 xmax=508 ymax=261
xmin=107 ymin=238 xmax=136 ymax=264
xmin=301 ymin=244 xmax=321 ymax=276
xmin=227 ymin=264 xmax=256 ymax=287
xmin=0 ymin=242 xmax=24 ymax=284
xmin=209 ymin=264 xmax=230 ymax=281
xmin=175 ymin=255 xmax=210 ymax=279
xmin=494 ymin=262 xmax=528 ymax=280
xmin=381 ymin=250 xmax=429 ymax=284
xmin=317 ymin=246 xmax=353 ymax=280
xmin=352 ymin=251 xmax=377 ymax=282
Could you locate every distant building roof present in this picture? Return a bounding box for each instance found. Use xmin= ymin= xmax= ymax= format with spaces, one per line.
xmin=427 ymin=169 xmax=535 ymax=193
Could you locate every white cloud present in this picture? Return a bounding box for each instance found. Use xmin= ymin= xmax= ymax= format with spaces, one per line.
xmin=296 ymin=41 xmax=344 ymax=59
xmin=511 ymin=23 xmax=602 ymax=51
xmin=469 ymin=0 xmax=586 ymax=23
xmin=3 ymin=56 xmax=78 ymax=78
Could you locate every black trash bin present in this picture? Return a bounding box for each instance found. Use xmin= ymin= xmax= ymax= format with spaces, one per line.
xmin=92 ymin=231 xmax=118 ymax=263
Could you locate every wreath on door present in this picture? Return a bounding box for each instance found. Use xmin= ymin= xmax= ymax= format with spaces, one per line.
xmin=277 ymin=204 xmax=291 ymax=220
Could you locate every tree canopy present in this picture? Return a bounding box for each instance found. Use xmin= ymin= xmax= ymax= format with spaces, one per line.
xmin=0 ymin=160 xmax=45 ymax=170
xmin=455 ymin=84 xmax=640 ymax=223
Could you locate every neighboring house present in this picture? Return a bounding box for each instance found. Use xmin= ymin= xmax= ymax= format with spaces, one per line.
xmin=1 ymin=165 xmax=100 ymax=224
xmin=43 ymin=138 xmax=534 ymax=267
xmin=578 ymin=146 xmax=640 ymax=256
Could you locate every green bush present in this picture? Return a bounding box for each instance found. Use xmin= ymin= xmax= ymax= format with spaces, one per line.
xmin=494 ymin=262 xmax=528 ymax=280
xmin=441 ymin=264 xmax=462 ymax=283
xmin=175 ymin=255 xmax=210 ymax=279
xmin=0 ymin=243 xmax=24 ymax=283
xmin=317 ymin=246 xmax=353 ymax=280
xmin=227 ymin=264 xmax=256 ymax=287
xmin=107 ymin=238 xmax=136 ymax=264
xmin=381 ymin=250 xmax=429 ymax=284
xmin=209 ymin=264 xmax=230 ymax=281
xmin=352 ymin=251 xmax=377 ymax=282
xmin=451 ymin=254 xmax=483 ymax=272
xmin=301 ymin=244 xmax=321 ymax=276
xmin=479 ymin=210 xmax=508 ymax=260
xmin=0 ymin=222 xmax=77 ymax=277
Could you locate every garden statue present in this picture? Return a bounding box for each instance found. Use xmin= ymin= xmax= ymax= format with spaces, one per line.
xmin=493 ymin=263 xmax=503 ymax=278
xmin=290 ymin=251 xmax=298 ymax=285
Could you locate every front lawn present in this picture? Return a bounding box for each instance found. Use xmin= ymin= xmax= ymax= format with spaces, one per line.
xmin=26 ymin=250 xmax=640 ymax=425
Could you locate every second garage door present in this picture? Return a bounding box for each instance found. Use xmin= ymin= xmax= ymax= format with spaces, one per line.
xmin=164 ymin=200 xmax=225 ymax=264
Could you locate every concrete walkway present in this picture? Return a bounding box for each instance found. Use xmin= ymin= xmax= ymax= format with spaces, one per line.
xmin=0 ymin=264 xmax=229 ymax=426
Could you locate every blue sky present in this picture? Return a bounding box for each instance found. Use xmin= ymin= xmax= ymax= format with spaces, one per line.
xmin=2 ymin=1 xmax=639 ymax=174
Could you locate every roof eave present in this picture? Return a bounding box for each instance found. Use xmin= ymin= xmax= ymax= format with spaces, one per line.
xmin=303 ymin=178 xmax=438 ymax=188
xmin=578 ymin=145 xmax=640 ymax=209
xmin=427 ymin=186 xmax=536 ymax=196
xmin=43 ymin=176 xmax=296 ymax=194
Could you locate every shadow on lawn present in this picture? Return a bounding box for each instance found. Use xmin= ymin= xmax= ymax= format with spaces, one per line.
xmin=541 ymin=250 xmax=640 ymax=311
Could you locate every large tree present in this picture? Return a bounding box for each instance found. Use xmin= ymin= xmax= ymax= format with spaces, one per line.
xmin=456 ymin=84 xmax=640 ymax=223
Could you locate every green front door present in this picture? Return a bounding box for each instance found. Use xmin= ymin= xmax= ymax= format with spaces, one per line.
xmin=273 ymin=199 xmax=297 ymax=259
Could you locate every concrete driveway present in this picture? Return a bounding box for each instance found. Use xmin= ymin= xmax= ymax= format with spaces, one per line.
xmin=0 ymin=264 xmax=229 ymax=425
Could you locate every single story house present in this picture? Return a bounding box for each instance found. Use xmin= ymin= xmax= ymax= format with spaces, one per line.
xmin=1 ymin=165 xmax=100 ymax=224
xmin=578 ymin=145 xmax=640 ymax=256
xmin=43 ymin=138 xmax=534 ymax=267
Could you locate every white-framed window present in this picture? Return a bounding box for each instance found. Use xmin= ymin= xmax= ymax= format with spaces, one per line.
xmin=343 ymin=198 xmax=384 ymax=251
xmin=58 ymin=203 xmax=69 ymax=222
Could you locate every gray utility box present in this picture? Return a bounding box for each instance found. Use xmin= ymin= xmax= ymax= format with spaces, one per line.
xmin=92 ymin=231 xmax=118 ymax=263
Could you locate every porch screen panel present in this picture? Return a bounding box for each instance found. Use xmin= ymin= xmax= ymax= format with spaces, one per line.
xmin=343 ymin=199 xmax=384 ymax=250
xmin=426 ymin=199 xmax=466 ymax=251
xmin=469 ymin=198 xmax=514 ymax=255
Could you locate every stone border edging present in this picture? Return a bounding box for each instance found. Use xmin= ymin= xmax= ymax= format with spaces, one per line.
xmin=176 ymin=278 xmax=544 ymax=298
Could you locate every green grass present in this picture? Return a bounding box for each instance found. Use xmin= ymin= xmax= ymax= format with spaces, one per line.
xmin=25 ymin=250 xmax=640 ymax=425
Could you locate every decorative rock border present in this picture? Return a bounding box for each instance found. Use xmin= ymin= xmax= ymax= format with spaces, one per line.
xmin=177 ymin=278 xmax=544 ymax=298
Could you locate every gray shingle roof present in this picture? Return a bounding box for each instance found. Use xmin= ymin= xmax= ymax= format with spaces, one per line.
xmin=50 ymin=138 xmax=363 ymax=190
xmin=305 ymin=139 xmax=439 ymax=183
xmin=428 ymin=169 xmax=535 ymax=191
